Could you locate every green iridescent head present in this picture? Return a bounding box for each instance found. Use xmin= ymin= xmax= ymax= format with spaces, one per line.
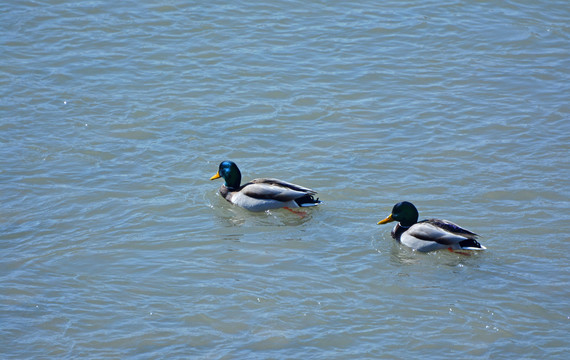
xmin=210 ymin=161 xmax=242 ymax=189
xmin=377 ymin=201 xmax=419 ymax=227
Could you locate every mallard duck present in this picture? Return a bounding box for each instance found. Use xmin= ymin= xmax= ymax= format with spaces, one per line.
xmin=210 ymin=161 xmax=322 ymax=212
xmin=377 ymin=201 xmax=486 ymax=252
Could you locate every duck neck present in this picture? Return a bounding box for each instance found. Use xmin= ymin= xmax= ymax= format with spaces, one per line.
xmin=393 ymin=223 xmax=408 ymax=241
xmin=224 ymin=171 xmax=241 ymax=190
xmin=399 ymin=219 xmax=416 ymax=228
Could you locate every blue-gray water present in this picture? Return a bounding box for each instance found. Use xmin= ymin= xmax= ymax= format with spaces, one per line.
xmin=1 ymin=0 xmax=569 ymax=359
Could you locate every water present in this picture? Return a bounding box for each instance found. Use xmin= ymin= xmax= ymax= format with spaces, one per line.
xmin=1 ymin=0 xmax=569 ymax=358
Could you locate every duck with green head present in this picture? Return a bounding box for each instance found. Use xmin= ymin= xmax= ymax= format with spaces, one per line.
xmin=377 ymin=201 xmax=486 ymax=252
xmin=210 ymin=161 xmax=322 ymax=212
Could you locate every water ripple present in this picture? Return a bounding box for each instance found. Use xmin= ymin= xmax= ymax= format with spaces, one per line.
xmin=1 ymin=0 xmax=569 ymax=358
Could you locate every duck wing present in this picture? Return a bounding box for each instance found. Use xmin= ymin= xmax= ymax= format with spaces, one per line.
xmin=240 ymin=178 xmax=315 ymax=202
xmin=424 ymin=218 xmax=478 ymax=237
xmin=250 ymin=178 xmax=317 ymax=194
xmin=407 ymin=221 xmax=475 ymax=246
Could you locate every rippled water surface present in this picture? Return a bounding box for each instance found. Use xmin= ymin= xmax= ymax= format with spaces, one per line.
xmin=1 ymin=0 xmax=569 ymax=358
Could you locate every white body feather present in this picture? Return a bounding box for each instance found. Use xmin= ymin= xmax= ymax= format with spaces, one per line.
xmin=220 ymin=178 xmax=320 ymax=212
xmin=227 ymin=191 xmax=300 ymax=211
xmin=397 ymin=222 xmax=486 ymax=252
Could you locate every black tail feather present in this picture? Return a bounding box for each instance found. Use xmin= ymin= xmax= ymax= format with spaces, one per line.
xmin=294 ymin=195 xmax=322 ymax=207
xmin=459 ymin=239 xmax=483 ymax=249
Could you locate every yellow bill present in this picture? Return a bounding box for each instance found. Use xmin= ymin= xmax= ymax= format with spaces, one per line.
xmin=377 ymin=214 xmax=394 ymax=225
